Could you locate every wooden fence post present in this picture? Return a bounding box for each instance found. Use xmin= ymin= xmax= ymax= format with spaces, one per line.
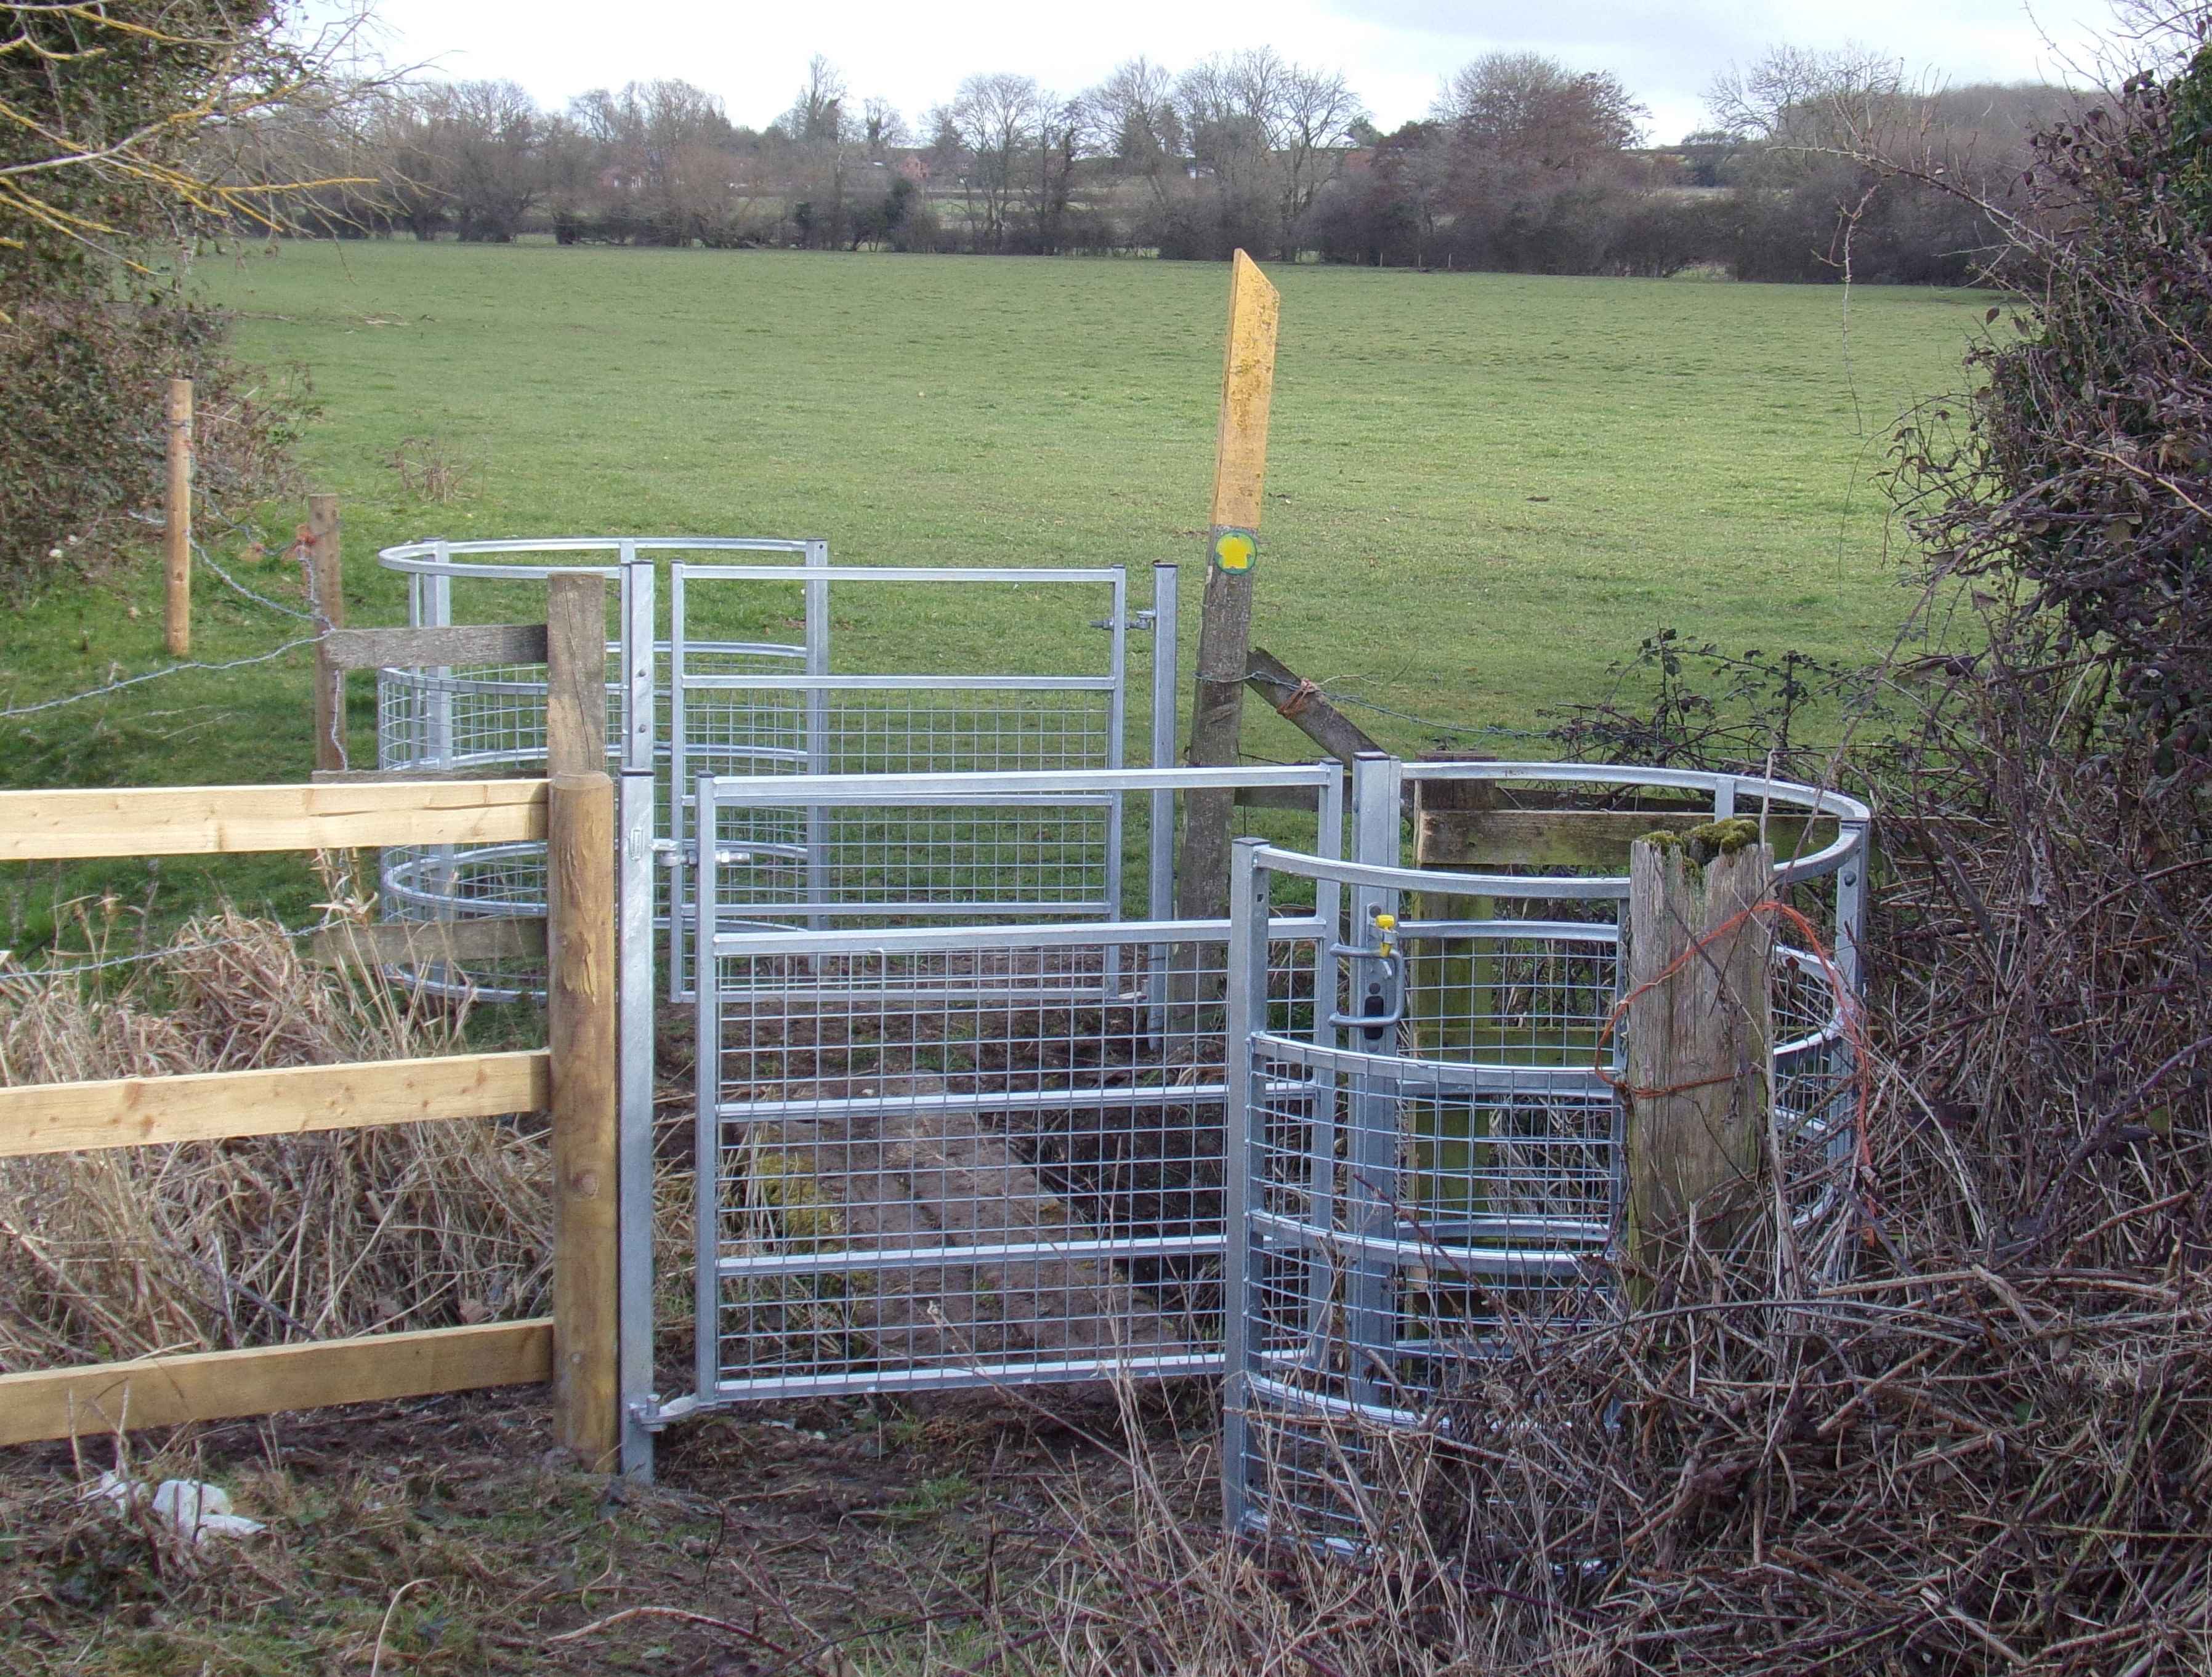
xmin=1623 ymin=822 xmax=1774 ymax=1300
xmin=546 ymin=572 xmax=608 ymax=778
xmin=307 ymin=494 xmax=346 ymax=772
xmin=164 ymin=378 xmax=193 ymax=657
xmin=548 ymin=767 xmax=619 ymax=1468
xmin=1176 ymin=249 xmax=1280 ymax=922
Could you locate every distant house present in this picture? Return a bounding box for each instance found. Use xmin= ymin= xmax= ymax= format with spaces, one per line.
xmin=897 ymin=155 xmax=930 ymax=187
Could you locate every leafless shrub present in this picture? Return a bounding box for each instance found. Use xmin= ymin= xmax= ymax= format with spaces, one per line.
xmin=387 ymin=434 xmax=481 ymax=504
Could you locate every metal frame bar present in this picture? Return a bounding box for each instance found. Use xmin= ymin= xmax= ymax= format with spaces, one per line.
xmin=615 ymin=553 xmax=658 ymax=1478
xmin=692 ymin=771 xmax=722 ymax=1407
xmin=1220 ymin=834 xmax=1272 ymax=1536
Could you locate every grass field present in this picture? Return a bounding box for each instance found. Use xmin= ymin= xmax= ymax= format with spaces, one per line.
xmin=2 ymin=242 xmax=1986 ymax=939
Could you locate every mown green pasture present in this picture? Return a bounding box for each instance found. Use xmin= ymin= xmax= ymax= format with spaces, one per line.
xmin=3 ymin=242 xmax=1984 ymax=939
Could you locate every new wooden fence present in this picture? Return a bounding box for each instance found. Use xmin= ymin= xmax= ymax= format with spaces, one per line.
xmin=0 ymin=771 xmax=621 ymax=1467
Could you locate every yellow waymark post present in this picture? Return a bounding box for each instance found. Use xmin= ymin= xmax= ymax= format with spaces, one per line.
xmin=1177 ymin=249 xmax=1282 ymax=922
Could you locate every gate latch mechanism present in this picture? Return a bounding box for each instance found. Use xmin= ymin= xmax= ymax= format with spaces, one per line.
xmin=1328 ymin=909 xmax=1405 ymax=1043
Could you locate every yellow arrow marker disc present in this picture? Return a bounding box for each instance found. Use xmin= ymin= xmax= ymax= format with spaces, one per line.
xmin=1212 ymin=529 xmax=1257 ymax=573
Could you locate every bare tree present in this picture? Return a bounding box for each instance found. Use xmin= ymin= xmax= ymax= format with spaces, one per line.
xmin=1705 ymin=42 xmax=1903 ymax=148
xmin=415 ymin=80 xmax=545 ymax=241
xmin=1177 ymin=48 xmax=1362 ymax=259
xmin=861 ymin=96 xmax=910 ymax=159
xmin=1 ymin=0 xmax=379 ymax=270
xmin=936 ymin=72 xmax=1045 ymax=251
xmin=569 ymin=79 xmax=736 ymax=243
xmin=1083 ymin=57 xmax=1184 ymax=219
xmin=784 ymin=54 xmax=847 ymax=145
xmin=1434 ymin=52 xmax=1647 ymax=166
xmin=1275 ymin=62 xmax=1365 ymax=255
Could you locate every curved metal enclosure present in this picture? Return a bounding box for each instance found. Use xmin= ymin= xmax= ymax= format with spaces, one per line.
xmin=1221 ymin=757 xmax=1870 ymax=1546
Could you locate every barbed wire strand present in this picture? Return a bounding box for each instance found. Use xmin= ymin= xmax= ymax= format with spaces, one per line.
xmin=1245 ymin=666 xmax=1550 ymax=744
xmin=0 ymin=910 xmax=350 ymax=983
xmin=192 ymin=533 xmax=317 ymax=622
xmin=1 ymin=632 xmax=326 ymax=721
xmin=122 ymin=508 xmax=321 ymax=624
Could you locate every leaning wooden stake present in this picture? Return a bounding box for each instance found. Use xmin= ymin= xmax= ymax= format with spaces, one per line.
xmin=1176 ymin=250 xmax=1280 ymax=922
xmin=164 ymin=378 xmax=193 ymax=657
xmin=548 ymin=766 xmax=620 ymax=1468
xmin=1622 ymin=821 xmax=1774 ymax=1300
xmin=307 ymin=494 xmax=346 ymax=772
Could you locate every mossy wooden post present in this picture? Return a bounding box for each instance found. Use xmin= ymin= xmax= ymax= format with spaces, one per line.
xmin=548 ymin=767 xmax=618 ymax=1468
xmin=1175 ymin=249 xmax=1280 ymax=924
xmin=1623 ymin=820 xmax=1774 ymax=1300
xmin=163 ymin=379 xmax=193 ymax=657
xmin=307 ymin=495 xmax=346 ymax=773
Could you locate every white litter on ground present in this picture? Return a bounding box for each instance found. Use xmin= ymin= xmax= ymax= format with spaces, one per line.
xmin=83 ymin=1471 xmax=266 ymax=1543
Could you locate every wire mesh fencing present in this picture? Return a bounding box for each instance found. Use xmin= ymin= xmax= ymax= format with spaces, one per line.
xmin=671 ymin=766 xmax=1344 ymax=1409
xmin=1222 ymin=766 xmax=1871 ymax=1546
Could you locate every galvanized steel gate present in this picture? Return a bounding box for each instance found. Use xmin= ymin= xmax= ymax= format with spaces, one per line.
xmin=628 ymin=763 xmax=1346 ymax=1466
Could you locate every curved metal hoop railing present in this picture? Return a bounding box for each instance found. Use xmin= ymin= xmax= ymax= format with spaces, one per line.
xmin=1221 ymin=763 xmax=1871 ymax=1544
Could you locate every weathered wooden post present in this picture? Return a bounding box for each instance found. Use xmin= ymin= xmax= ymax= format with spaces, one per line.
xmin=546 ymin=571 xmax=618 ymax=1466
xmin=1622 ymin=819 xmax=1774 ymax=1298
xmin=545 ymin=572 xmax=608 ymax=777
xmin=164 ymin=379 xmax=193 ymax=657
xmin=307 ymin=494 xmax=346 ymax=772
xmin=1175 ymin=249 xmax=1280 ymax=923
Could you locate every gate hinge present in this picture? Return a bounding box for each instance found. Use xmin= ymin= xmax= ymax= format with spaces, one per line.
xmin=1090 ymin=611 xmax=1156 ymax=632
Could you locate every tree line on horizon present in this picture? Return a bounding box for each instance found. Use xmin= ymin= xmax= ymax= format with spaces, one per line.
xmin=248 ymin=42 xmax=2086 ymax=284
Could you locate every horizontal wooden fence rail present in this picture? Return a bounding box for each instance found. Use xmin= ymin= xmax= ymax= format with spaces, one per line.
xmin=0 ymin=758 xmax=619 ymax=1462
xmin=0 ymin=1322 xmax=555 ymax=1450
xmin=311 ymin=916 xmax=549 ymax=968
xmin=1418 ymin=806 xmax=1828 ymax=872
xmin=0 ymin=1050 xmax=549 ymax=1158
xmin=0 ymin=779 xmax=546 ymax=861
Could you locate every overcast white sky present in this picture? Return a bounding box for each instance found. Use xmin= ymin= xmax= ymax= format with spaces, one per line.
xmin=349 ymin=0 xmax=2126 ymax=144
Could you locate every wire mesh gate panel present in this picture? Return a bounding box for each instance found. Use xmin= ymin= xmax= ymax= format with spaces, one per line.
xmin=643 ymin=765 xmax=1345 ymax=1416
xmin=664 ymin=562 xmax=1139 ymax=1000
xmin=366 ymin=540 xmax=1166 ymax=1002
xmin=1221 ymin=761 xmax=1871 ymax=1546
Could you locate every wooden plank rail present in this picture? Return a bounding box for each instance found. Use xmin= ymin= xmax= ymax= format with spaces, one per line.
xmin=0 ymin=1050 xmax=549 ymax=1158
xmin=0 ymin=1321 xmax=555 ymax=1448
xmin=1419 ymin=807 xmax=1828 ymax=872
xmin=320 ymin=622 xmax=550 ymax=673
xmin=0 ymin=779 xmax=547 ymax=861
xmin=310 ymin=916 xmax=548 ymax=968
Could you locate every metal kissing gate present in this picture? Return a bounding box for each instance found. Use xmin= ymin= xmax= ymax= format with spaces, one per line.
xmin=1218 ymin=758 xmax=1868 ymax=1544
xmin=360 ymin=536 xmax=1870 ymax=1505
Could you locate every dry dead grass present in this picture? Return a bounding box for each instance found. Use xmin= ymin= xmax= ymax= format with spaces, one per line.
xmin=0 ymin=909 xmax=551 ymax=1371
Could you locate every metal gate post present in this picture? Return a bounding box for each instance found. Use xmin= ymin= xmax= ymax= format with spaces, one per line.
xmin=1830 ymin=816 xmax=1870 ymax=1183
xmin=1145 ymin=565 xmax=1179 ymax=1039
xmin=802 ymin=541 xmax=831 ymax=931
xmin=1220 ymin=835 xmax=1270 ymax=1534
xmin=616 ymin=553 xmax=659 ymax=1479
xmin=1345 ymin=752 xmax=1403 ymax=1408
xmin=424 ymin=545 xmax=458 ymax=915
xmin=666 ymin=566 xmax=692 ymax=1001
xmin=692 ymin=773 xmax=724 ymax=1406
